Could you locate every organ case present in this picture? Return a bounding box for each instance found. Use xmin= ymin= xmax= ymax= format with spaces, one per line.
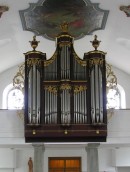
xmin=24 ymin=25 xmax=107 ymax=142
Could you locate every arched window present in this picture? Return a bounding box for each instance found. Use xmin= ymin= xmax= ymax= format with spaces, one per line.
xmin=107 ymin=84 xmax=126 ymax=109
xmin=3 ymin=83 xmax=24 ymax=109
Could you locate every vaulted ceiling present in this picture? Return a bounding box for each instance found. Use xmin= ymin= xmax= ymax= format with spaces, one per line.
xmin=0 ymin=0 xmax=130 ymax=75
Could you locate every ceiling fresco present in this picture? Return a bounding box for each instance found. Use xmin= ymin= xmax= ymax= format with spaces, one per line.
xmin=0 ymin=6 xmax=9 ymax=18
xmin=19 ymin=0 xmax=109 ymax=40
xmin=120 ymin=5 xmax=130 ymax=17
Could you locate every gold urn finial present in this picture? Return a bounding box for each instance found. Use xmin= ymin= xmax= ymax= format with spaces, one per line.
xmin=29 ymin=35 xmax=40 ymax=51
xmin=60 ymin=21 xmax=69 ymax=33
xmin=90 ymin=35 xmax=101 ymax=50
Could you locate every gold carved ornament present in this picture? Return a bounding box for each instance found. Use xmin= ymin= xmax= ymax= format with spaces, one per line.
xmin=89 ymin=58 xmax=104 ymax=67
xmin=59 ymin=41 xmax=72 ymax=47
xmin=44 ymin=52 xmax=57 ymax=67
xmin=13 ymin=63 xmax=25 ymax=93
xmin=73 ymin=51 xmax=87 ymax=67
xmin=106 ymin=63 xmax=117 ymax=90
xmin=90 ymin=35 xmax=101 ymax=51
xmin=13 ymin=63 xmax=25 ymax=121
xmin=26 ymin=58 xmax=42 ymax=67
xmin=74 ymin=85 xmax=87 ymax=94
xmin=60 ymin=84 xmax=71 ymax=90
xmin=60 ymin=21 xmax=69 ymax=32
xmin=44 ymin=84 xmax=87 ymax=94
xmin=44 ymin=85 xmax=57 ymax=94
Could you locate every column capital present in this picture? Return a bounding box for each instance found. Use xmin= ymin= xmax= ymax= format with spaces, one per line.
xmin=32 ymin=144 xmax=45 ymax=151
xmin=85 ymin=143 xmax=100 ymax=151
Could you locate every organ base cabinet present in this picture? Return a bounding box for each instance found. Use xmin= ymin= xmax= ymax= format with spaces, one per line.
xmin=24 ymin=23 xmax=107 ymax=142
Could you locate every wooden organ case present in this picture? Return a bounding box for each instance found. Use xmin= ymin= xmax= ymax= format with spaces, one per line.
xmin=24 ymin=24 xmax=107 ymax=142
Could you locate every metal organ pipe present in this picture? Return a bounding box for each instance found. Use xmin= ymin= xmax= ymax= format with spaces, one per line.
xmin=74 ymin=90 xmax=87 ymax=124
xmin=61 ymin=89 xmax=70 ymax=125
xmin=27 ymin=62 xmax=41 ymax=124
xmin=90 ymin=58 xmax=104 ymax=124
xmin=61 ymin=46 xmax=70 ymax=80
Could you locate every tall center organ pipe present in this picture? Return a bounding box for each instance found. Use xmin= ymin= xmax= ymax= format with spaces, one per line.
xmin=28 ymin=61 xmax=41 ymax=124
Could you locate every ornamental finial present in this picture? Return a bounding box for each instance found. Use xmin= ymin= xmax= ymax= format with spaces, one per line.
xmin=90 ymin=35 xmax=101 ymax=50
xmin=29 ymin=35 xmax=40 ymax=51
xmin=60 ymin=21 xmax=69 ymax=33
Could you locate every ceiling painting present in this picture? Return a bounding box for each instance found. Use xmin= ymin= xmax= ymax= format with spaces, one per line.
xmin=0 ymin=6 xmax=9 ymax=18
xmin=19 ymin=0 xmax=109 ymax=40
xmin=120 ymin=5 xmax=130 ymax=17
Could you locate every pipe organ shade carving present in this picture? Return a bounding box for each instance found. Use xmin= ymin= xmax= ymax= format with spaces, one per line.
xmin=24 ymin=25 xmax=107 ymax=142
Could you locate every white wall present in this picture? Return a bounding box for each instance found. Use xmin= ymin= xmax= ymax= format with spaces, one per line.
xmin=114 ymin=148 xmax=130 ymax=167
xmin=0 ymin=148 xmax=16 ymax=168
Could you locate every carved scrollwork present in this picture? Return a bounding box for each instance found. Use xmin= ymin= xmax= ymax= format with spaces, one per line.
xmin=27 ymin=58 xmax=42 ymax=67
xmin=73 ymin=52 xmax=87 ymax=66
xmin=89 ymin=58 xmax=104 ymax=66
xmin=106 ymin=63 xmax=117 ymax=89
xmin=13 ymin=63 xmax=25 ymax=92
xmin=74 ymin=85 xmax=87 ymax=93
xmin=60 ymin=84 xmax=71 ymax=90
xmin=44 ymin=85 xmax=57 ymax=94
xmin=44 ymin=52 xmax=57 ymax=66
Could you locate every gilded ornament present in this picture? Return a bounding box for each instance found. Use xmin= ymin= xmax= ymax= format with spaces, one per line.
xmin=60 ymin=84 xmax=71 ymax=90
xmin=90 ymin=35 xmax=101 ymax=50
xmin=106 ymin=63 xmax=117 ymax=90
xmin=89 ymin=58 xmax=104 ymax=66
xmin=74 ymin=85 xmax=87 ymax=93
xmin=29 ymin=35 xmax=40 ymax=51
xmin=73 ymin=52 xmax=87 ymax=66
xmin=44 ymin=52 xmax=57 ymax=66
xmin=59 ymin=42 xmax=72 ymax=47
xmin=27 ymin=58 xmax=42 ymax=67
xmin=13 ymin=63 xmax=25 ymax=92
xmin=60 ymin=21 xmax=69 ymax=33
xmin=45 ymin=85 xmax=57 ymax=94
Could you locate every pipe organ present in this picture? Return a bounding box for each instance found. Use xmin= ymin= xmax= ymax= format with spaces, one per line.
xmin=24 ymin=23 xmax=107 ymax=142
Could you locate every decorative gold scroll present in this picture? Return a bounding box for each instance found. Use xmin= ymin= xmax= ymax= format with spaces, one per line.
xmin=60 ymin=84 xmax=71 ymax=90
xmin=59 ymin=42 xmax=72 ymax=47
xmin=27 ymin=58 xmax=42 ymax=67
xmin=73 ymin=51 xmax=87 ymax=66
xmin=44 ymin=84 xmax=87 ymax=94
xmin=89 ymin=58 xmax=104 ymax=66
xmin=74 ymin=85 xmax=87 ymax=93
xmin=13 ymin=63 xmax=25 ymax=92
xmin=44 ymin=85 xmax=57 ymax=94
xmin=106 ymin=63 xmax=117 ymax=89
xmin=44 ymin=52 xmax=57 ymax=66
xmin=60 ymin=21 xmax=69 ymax=32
